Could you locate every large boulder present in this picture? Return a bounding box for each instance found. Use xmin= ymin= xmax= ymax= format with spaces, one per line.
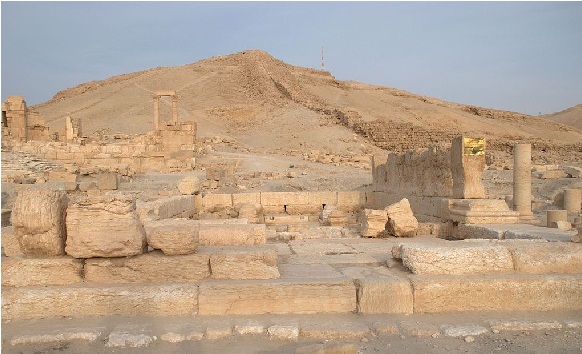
xmin=11 ymin=188 xmax=68 ymax=256
xmin=384 ymin=198 xmax=418 ymax=237
xmin=65 ymin=194 xmax=146 ymax=258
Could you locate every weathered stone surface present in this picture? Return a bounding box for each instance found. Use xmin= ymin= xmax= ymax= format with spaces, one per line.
xmin=144 ymin=219 xmax=199 ymax=255
xmin=65 ymin=194 xmax=146 ymax=258
xmin=356 ymin=276 xmax=413 ymax=314
xmin=198 ymin=279 xmax=356 ymax=315
xmin=360 ymin=209 xmax=387 ymax=238
xmin=385 ymin=199 xmax=418 ymax=237
xmin=268 ymin=324 xmax=299 ymax=341
xmin=413 ymin=274 xmax=582 ymax=313
xmin=236 ymin=203 xmax=262 ymax=224
xmin=1 ymin=226 xmax=23 ymax=256
xmin=337 ymin=191 xmax=366 ymax=212
xmin=442 ymin=325 xmax=488 ymax=337
xmin=11 ymin=188 xmax=68 ymax=256
xmin=10 ymin=327 xmax=105 ymax=345
xmin=300 ymin=321 xmax=370 ymax=339
xmin=234 ymin=321 xmax=264 ymax=335
xmin=177 ymin=175 xmax=200 ymax=195
xmin=209 ymin=247 xmax=279 ymax=280
xmin=136 ymin=195 xmax=195 ymax=221
xmin=2 ymin=283 xmax=199 ymax=320
xmin=84 ymin=251 xmax=210 ymax=283
xmin=401 ymin=244 xmax=514 ymax=275
xmin=106 ymin=324 xmax=155 ymax=348
xmin=508 ymin=243 xmax=582 ymax=274
xmin=448 ymin=199 xmax=520 ymax=224
xmin=2 ymin=256 xmax=83 ymax=287
xmin=198 ymin=223 xmax=266 ymax=246
xmin=160 ymin=324 xmax=204 ymax=342
xmin=96 ymin=173 xmax=118 ymax=190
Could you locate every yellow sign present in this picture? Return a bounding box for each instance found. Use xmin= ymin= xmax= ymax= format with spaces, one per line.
xmin=463 ymin=138 xmax=485 ymax=156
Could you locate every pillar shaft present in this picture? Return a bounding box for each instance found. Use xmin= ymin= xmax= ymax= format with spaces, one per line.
xmin=513 ymin=144 xmax=532 ymax=218
xmin=172 ymin=96 xmax=178 ymax=125
xmin=153 ymin=96 xmax=160 ymax=131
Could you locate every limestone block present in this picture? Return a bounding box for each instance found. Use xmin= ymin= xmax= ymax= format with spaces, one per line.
xmin=1 ymin=256 xmax=83 ymax=287
xmin=202 ymin=194 xmax=232 ymax=210
xmin=85 ymin=251 xmax=210 ymax=283
xmin=177 ymin=175 xmax=200 ymax=195
xmin=137 ymin=195 xmax=195 ymax=221
xmin=337 ymin=191 xmax=366 ymax=212
xmin=1 ymin=226 xmax=23 ymax=257
xmin=360 ymin=209 xmax=387 ymax=237
xmin=96 ymin=173 xmax=118 ymax=190
xmin=65 ymin=194 xmax=146 ymax=258
xmin=198 ymin=224 xmax=266 ymax=246
xmin=534 ymin=170 xmax=567 ymax=179
xmin=261 ymin=192 xmax=308 ymax=206
xmin=2 ymin=283 xmax=199 ymax=320
xmin=235 ymin=204 xmax=262 ymax=223
xmin=508 ymin=243 xmax=582 ymax=274
xmin=198 ymin=279 xmax=356 ymax=315
xmin=285 ymin=204 xmax=322 ymax=215
xmin=308 ymin=191 xmax=338 ymax=206
xmin=412 ymin=274 xmax=582 ymax=313
xmin=11 ymin=188 xmax=68 ymax=256
xmin=385 ymin=199 xmax=418 ymax=237
xmin=46 ymin=171 xmax=77 ymax=183
xmin=144 ymin=219 xmax=199 ymax=255
xmin=401 ymin=244 xmax=514 ymax=275
xmin=356 ymin=276 xmax=413 ymax=314
xmin=232 ymin=193 xmax=261 ymax=205
xmin=209 ymin=247 xmax=280 ymax=280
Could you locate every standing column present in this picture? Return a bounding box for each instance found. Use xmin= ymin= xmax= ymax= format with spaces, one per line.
xmin=153 ymin=95 xmax=160 ymax=130
xmin=171 ymin=95 xmax=178 ymax=125
xmin=513 ymin=143 xmax=533 ymax=219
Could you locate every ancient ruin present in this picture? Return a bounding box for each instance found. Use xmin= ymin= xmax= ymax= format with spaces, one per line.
xmin=2 ymin=50 xmax=582 ymax=352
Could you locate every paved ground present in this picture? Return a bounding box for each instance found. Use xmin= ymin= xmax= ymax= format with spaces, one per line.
xmin=3 ymin=311 xmax=582 ymax=353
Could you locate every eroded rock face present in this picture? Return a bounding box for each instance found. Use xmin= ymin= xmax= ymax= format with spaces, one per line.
xmin=65 ymin=194 xmax=146 ymax=258
xmin=11 ymin=188 xmax=68 ymax=256
xmin=385 ymin=198 xmax=418 ymax=237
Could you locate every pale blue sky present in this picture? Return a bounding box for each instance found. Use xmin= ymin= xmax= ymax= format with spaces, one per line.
xmin=2 ymin=1 xmax=581 ymax=115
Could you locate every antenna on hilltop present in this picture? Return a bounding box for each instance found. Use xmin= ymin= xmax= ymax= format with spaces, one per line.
xmin=321 ymin=46 xmax=325 ymax=71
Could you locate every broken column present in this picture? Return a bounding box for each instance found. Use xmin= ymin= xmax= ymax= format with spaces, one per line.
xmin=547 ymin=210 xmax=569 ymax=229
xmin=564 ymin=189 xmax=582 ymax=214
xmin=513 ymin=144 xmax=533 ymax=219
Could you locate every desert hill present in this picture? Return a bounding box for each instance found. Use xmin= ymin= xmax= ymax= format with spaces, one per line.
xmin=541 ymin=104 xmax=582 ymax=131
xmin=32 ymin=50 xmax=582 ymax=157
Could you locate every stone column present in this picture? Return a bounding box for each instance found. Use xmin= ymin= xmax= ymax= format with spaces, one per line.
xmin=451 ymin=137 xmax=486 ymax=199
xmin=153 ymin=95 xmax=160 ymax=131
xmin=547 ymin=210 xmax=567 ymax=228
xmin=171 ymin=95 xmax=178 ymax=125
xmin=564 ymin=189 xmax=582 ymax=214
xmin=513 ymin=144 xmax=533 ymax=219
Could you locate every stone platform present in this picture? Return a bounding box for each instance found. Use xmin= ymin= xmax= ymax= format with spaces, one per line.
xmin=454 ymin=223 xmax=578 ymax=242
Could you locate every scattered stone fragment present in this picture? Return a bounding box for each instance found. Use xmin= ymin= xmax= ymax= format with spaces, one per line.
xmin=106 ymin=325 xmax=156 ymax=348
xmin=385 ymin=198 xmax=418 ymax=237
xmin=268 ymin=324 xmax=299 ymax=341
xmin=442 ymin=325 xmax=488 ymax=337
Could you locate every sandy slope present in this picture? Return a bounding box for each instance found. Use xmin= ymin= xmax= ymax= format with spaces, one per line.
xmin=541 ymin=104 xmax=582 ymax=131
xmin=31 ymin=50 xmax=582 ymax=154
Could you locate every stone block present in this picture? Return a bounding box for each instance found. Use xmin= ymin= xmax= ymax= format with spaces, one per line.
xmin=65 ymin=194 xmax=146 ymax=258
xmin=144 ymin=219 xmax=199 ymax=255
xmin=308 ymin=191 xmax=338 ymax=206
xmin=2 ymin=283 xmax=199 ymax=320
xmin=412 ymin=274 xmax=582 ymax=313
xmin=1 ymin=256 xmax=83 ymax=287
xmin=360 ymin=209 xmax=387 ymax=238
xmin=96 ymin=173 xmax=118 ymax=190
xmin=177 ymin=175 xmax=200 ymax=195
xmin=356 ymin=276 xmax=413 ymax=314
xmin=508 ymin=243 xmax=582 ymax=274
xmin=11 ymin=188 xmax=68 ymax=257
xmin=448 ymin=199 xmax=520 ymax=224
xmin=84 ymin=251 xmax=210 ymax=283
xmin=268 ymin=324 xmax=299 ymax=341
xmin=261 ymin=192 xmax=309 ymax=206
xmin=564 ymin=165 xmax=582 ymax=178
xmin=209 ymin=247 xmax=279 ymax=280
xmin=202 ymin=193 xmax=233 ymax=210
xmin=384 ymin=198 xmax=419 ymax=237
xmin=198 ymin=279 xmax=356 ymax=315
xmin=137 ymin=195 xmax=195 ymax=221
xmin=1 ymin=226 xmax=23 ymax=256
xmin=337 ymin=191 xmax=366 ymax=212
xmin=198 ymin=224 xmax=266 ymax=246
xmin=232 ymin=192 xmax=261 ymax=205
xmin=285 ymin=204 xmax=322 ymax=215
xmin=401 ymin=243 xmax=514 ymax=275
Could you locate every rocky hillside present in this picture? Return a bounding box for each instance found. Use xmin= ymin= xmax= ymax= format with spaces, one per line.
xmin=32 ymin=50 xmax=582 ymax=158
xmin=541 ymin=104 xmax=582 ymax=131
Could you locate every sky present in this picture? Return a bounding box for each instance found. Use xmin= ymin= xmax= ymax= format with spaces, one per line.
xmin=1 ymin=1 xmax=582 ymax=115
